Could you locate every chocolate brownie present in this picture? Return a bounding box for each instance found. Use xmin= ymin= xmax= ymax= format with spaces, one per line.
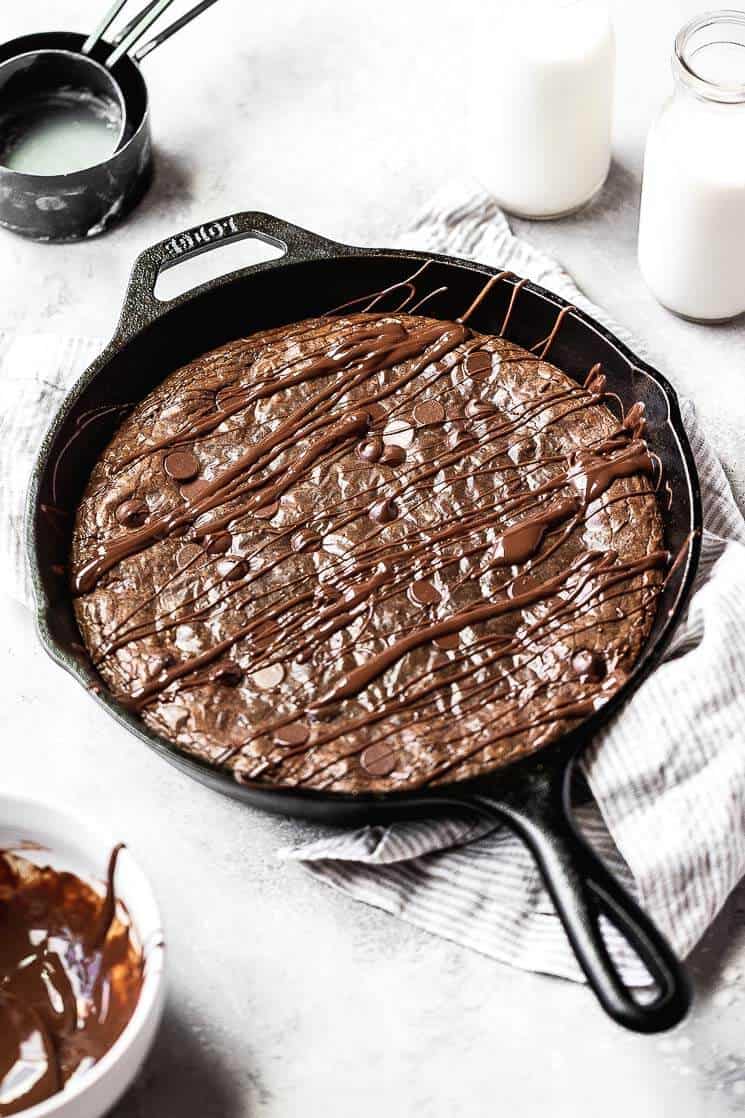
xmin=71 ymin=310 xmax=665 ymax=792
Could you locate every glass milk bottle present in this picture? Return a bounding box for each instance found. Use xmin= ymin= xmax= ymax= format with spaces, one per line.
xmin=480 ymin=0 xmax=615 ymax=219
xmin=638 ymin=11 xmax=745 ymax=322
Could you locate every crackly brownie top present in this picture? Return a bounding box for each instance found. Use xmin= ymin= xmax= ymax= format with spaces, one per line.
xmin=71 ymin=309 xmax=665 ymax=793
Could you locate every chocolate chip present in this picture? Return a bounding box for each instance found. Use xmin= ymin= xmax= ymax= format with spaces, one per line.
xmin=366 ymin=403 xmax=387 ymax=424
xmin=370 ymin=497 xmax=399 ymax=524
xmin=465 ymin=350 xmax=492 ymax=378
xmin=572 ymin=650 xmax=606 ymax=681
xmin=222 ymin=559 xmax=248 ymax=581
xmin=176 ymin=543 xmax=202 ymax=569
xmin=380 ymin=444 xmax=406 ymax=466
xmin=360 ymin=742 xmax=398 ymax=776
xmin=204 ymin=532 xmax=232 ymax=555
xmin=508 ymin=574 xmax=538 ymax=598
xmin=358 ymin=436 xmax=384 ymax=462
xmin=115 ymin=498 xmax=148 ymax=528
xmin=413 ymin=400 xmax=446 ymax=425
xmin=274 ymin=721 xmax=310 ymax=746
xmin=164 ymin=450 xmax=200 ymax=481
xmin=291 ymin=529 xmax=320 ymax=552
xmin=180 ymin=478 xmax=211 ymax=503
xmin=254 ymin=500 xmax=279 ymax=520
xmin=409 ymin=579 xmax=441 ymax=606
xmin=211 ymin=660 xmax=243 ymax=686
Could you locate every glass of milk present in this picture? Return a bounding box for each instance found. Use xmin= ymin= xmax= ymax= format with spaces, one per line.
xmin=477 ymin=0 xmax=615 ymax=219
xmin=638 ymin=11 xmax=745 ymax=322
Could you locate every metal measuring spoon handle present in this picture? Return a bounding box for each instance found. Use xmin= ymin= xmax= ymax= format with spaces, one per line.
xmin=130 ymin=0 xmax=221 ymax=63
xmin=108 ymin=0 xmax=220 ymax=68
xmin=82 ymin=0 xmax=131 ymax=56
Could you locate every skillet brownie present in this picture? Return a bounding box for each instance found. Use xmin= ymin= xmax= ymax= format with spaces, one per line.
xmin=71 ymin=309 xmax=665 ymax=792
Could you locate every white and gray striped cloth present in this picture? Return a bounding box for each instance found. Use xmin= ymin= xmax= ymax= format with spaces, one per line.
xmin=3 ymin=186 xmax=744 ymax=985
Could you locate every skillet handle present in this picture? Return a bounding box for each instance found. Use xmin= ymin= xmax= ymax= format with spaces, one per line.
xmin=450 ymin=760 xmax=691 ymax=1033
xmin=115 ymin=211 xmax=345 ymax=340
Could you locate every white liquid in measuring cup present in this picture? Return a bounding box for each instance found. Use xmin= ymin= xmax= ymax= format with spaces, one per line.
xmin=638 ymin=23 xmax=745 ymax=322
xmin=0 ymin=90 xmax=121 ymax=176
xmin=477 ymin=0 xmax=614 ymax=219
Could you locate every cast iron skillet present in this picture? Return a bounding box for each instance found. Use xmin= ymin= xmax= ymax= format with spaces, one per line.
xmin=27 ymin=211 xmax=702 ymax=1034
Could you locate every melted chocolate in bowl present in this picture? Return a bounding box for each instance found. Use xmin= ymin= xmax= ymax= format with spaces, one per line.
xmin=0 ymin=847 xmax=143 ymax=1115
xmin=71 ymin=304 xmax=665 ymax=794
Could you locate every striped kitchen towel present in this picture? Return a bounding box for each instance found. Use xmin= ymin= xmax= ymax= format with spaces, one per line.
xmin=0 ymin=333 xmax=102 ymax=606
xmin=2 ymin=186 xmax=744 ymax=984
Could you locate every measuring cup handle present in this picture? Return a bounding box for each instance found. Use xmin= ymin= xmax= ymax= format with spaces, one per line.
xmin=115 ymin=211 xmax=345 ymax=340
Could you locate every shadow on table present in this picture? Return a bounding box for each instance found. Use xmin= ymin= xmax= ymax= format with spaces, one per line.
xmin=687 ymin=876 xmax=745 ymax=998
xmin=578 ymin=156 xmax=641 ymax=227
xmin=511 ymin=156 xmax=642 ymax=237
xmin=111 ymin=996 xmax=261 ymax=1118
xmin=136 ymin=145 xmax=196 ymax=225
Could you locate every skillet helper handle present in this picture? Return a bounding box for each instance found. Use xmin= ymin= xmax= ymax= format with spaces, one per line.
xmin=465 ymin=763 xmax=691 ymax=1033
xmin=115 ymin=211 xmax=343 ymax=341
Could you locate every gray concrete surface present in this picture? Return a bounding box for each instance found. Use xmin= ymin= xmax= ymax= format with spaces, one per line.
xmin=2 ymin=1 xmax=745 ymax=1114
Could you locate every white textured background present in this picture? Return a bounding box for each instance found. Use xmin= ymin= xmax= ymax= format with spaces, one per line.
xmin=2 ymin=1 xmax=745 ymax=1115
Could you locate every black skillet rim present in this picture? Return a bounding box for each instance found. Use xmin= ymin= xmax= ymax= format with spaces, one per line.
xmin=25 ymin=238 xmax=704 ymax=811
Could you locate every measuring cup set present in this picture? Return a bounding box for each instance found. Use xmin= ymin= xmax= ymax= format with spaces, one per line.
xmin=0 ymin=0 xmax=218 ymax=240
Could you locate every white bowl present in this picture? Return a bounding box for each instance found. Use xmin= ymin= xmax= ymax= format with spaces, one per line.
xmin=0 ymin=793 xmax=166 ymax=1118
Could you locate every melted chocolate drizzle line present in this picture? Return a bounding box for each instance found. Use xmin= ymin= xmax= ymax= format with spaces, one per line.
xmin=252 ymin=566 xmax=659 ymax=783
xmin=324 ymin=260 xmax=433 ymax=317
xmin=457 ymin=272 xmax=511 ymax=324
xmin=499 ymin=277 xmax=528 ymax=336
xmin=531 ymin=304 xmax=575 ymax=360
xmin=113 ymin=415 xmax=657 ymax=722
xmin=407 ymin=285 xmax=449 ymax=315
xmin=74 ymin=320 xmax=465 ymax=594
xmin=242 ymin=549 xmax=654 ymax=759
xmin=310 ymin=550 xmax=666 ymax=709
xmin=90 ymin=842 xmax=125 ymax=948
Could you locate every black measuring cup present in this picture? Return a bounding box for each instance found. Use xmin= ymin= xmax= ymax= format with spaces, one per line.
xmin=0 ymin=1 xmax=218 ymax=242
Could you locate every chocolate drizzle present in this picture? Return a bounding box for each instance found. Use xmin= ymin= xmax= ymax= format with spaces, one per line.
xmin=71 ymin=285 xmax=666 ymax=793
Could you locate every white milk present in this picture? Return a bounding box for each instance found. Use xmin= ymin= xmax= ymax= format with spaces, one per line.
xmin=638 ymin=13 xmax=745 ymax=322
xmin=478 ymin=0 xmax=614 ymax=219
xmin=0 ymin=90 xmax=120 ymax=175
